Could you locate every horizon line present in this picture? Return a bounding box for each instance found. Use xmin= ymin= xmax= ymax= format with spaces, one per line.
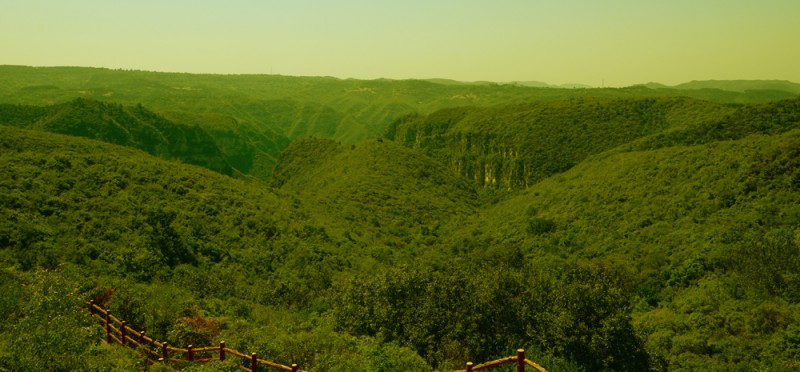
xmin=2 ymin=64 xmax=799 ymax=89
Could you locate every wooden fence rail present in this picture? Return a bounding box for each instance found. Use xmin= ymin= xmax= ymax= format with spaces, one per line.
xmin=457 ymin=349 xmax=547 ymax=372
xmin=86 ymin=299 xmax=547 ymax=371
xmin=86 ymin=300 xmax=301 ymax=372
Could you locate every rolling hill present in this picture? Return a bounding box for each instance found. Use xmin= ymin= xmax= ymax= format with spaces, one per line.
xmin=674 ymin=79 xmax=800 ymax=95
xmin=439 ymin=122 xmax=800 ymax=369
xmin=272 ymin=138 xmax=478 ymax=261
xmin=0 ymin=98 xmax=288 ymax=179
xmin=385 ymin=97 xmax=739 ymax=190
xmin=1 ymin=66 xmax=797 ymax=149
xmin=2 ymin=66 xmax=800 ymax=370
xmin=0 ymin=123 xmax=437 ymax=370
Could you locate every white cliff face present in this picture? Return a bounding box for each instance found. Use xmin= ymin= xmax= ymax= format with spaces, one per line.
xmin=390 ymin=122 xmax=538 ymax=190
xmin=448 ymin=133 xmax=537 ymax=190
xmin=484 ymin=163 xmax=495 ymax=186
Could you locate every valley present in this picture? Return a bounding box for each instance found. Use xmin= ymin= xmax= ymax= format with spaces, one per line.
xmin=1 ymin=66 xmax=800 ymax=371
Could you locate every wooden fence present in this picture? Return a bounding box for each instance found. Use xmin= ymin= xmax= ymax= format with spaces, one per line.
xmin=457 ymin=349 xmax=547 ymax=372
xmin=86 ymin=300 xmax=301 ymax=371
xmin=86 ymin=300 xmax=547 ymax=371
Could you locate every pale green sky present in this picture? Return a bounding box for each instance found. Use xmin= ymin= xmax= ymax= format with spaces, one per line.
xmin=2 ymin=0 xmax=798 ymax=86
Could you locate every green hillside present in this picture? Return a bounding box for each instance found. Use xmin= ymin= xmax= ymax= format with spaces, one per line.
xmin=0 ymin=124 xmax=437 ymax=370
xmin=1 ymin=66 xmax=796 ymax=148
xmin=0 ymin=99 xmax=288 ymax=179
xmin=0 ymin=123 xmax=652 ymax=370
xmin=158 ymin=109 xmax=290 ymax=178
xmin=3 ymin=67 xmax=800 ymax=370
xmin=442 ymin=125 xmax=800 ymax=369
xmin=385 ymin=97 xmax=738 ymax=190
xmin=273 ymin=138 xmax=478 ymax=261
xmin=674 ymin=79 xmax=800 ymax=95
xmin=630 ymin=97 xmax=800 ymax=150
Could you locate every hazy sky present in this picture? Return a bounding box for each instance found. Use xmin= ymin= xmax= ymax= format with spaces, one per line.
xmin=2 ymin=0 xmax=799 ymax=86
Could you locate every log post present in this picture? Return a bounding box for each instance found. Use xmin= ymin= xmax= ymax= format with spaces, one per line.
xmin=162 ymin=342 xmax=169 ymax=363
xmin=291 ymin=364 xmax=298 ymax=372
xmin=219 ymin=341 xmax=225 ymax=361
xmin=517 ymin=349 xmax=525 ymax=372
xmin=139 ymin=330 xmax=146 ymax=344
xmin=105 ymin=310 xmax=112 ymax=344
xmin=120 ymin=321 xmax=127 ymax=346
xmin=251 ymin=352 xmax=258 ymax=372
xmin=89 ymin=300 xmax=94 ymax=315
xmin=187 ymin=345 xmax=194 ymax=361
xmin=466 ymin=362 xmax=473 ymax=372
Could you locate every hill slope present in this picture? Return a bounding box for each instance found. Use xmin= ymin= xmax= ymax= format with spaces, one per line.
xmin=674 ymin=79 xmax=800 ymax=95
xmin=385 ymin=97 xmax=738 ymax=189
xmin=0 ymin=124 xmax=441 ymax=370
xmin=1 ymin=65 xmax=796 ymax=148
xmin=437 ymin=121 xmax=800 ymax=370
xmin=629 ymin=97 xmax=800 ymax=151
xmin=273 ymin=138 xmax=478 ymax=257
xmin=4 ymin=70 xmax=800 ymax=370
xmin=0 ymin=99 xmax=290 ymax=179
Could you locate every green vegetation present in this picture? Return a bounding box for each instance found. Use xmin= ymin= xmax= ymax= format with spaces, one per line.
xmin=672 ymin=79 xmax=800 ymax=95
xmin=1 ymin=65 xmax=795 ymax=145
xmin=385 ymin=97 xmax=739 ymax=189
xmin=2 ymin=67 xmax=800 ymax=370
xmin=0 ymin=99 xmax=285 ymax=179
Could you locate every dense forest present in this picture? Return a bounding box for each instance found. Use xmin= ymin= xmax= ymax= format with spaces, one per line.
xmin=1 ymin=66 xmax=800 ymax=371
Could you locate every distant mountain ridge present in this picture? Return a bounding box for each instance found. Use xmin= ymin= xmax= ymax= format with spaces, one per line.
xmin=4 ymin=69 xmax=800 ymax=370
xmin=0 ymin=98 xmax=286 ymax=179
xmin=384 ymin=96 xmax=740 ymax=189
xmin=423 ymin=78 xmax=800 ymax=92
xmin=424 ymin=79 xmax=594 ymax=89
xmin=1 ymin=65 xmax=797 ymax=152
xmin=641 ymin=79 xmax=800 ymax=94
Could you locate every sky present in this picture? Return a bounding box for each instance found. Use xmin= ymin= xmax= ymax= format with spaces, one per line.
xmin=2 ymin=0 xmax=799 ymax=87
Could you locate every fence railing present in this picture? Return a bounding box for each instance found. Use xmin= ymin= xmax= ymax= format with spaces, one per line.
xmin=86 ymin=299 xmax=546 ymax=371
xmin=86 ymin=300 xmax=301 ymax=371
xmin=457 ymin=349 xmax=547 ymax=372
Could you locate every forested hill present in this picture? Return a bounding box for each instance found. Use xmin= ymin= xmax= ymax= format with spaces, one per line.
xmin=4 ymin=66 xmax=800 ymax=370
xmin=1 ymin=65 xmax=796 ymax=147
xmin=0 ymin=98 xmax=287 ymax=179
xmin=673 ymin=79 xmax=800 ymax=94
xmin=630 ymin=97 xmax=800 ymax=150
xmin=438 ymin=119 xmax=800 ymax=370
xmin=384 ymin=97 xmax=737 ymax=189
xmin=272 ymin=138 xmax=478 ymax=254
xmin=0 ymin=123 xmax=436 ymax=369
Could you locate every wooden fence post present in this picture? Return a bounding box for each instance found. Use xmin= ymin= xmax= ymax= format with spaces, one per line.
xmin=88 ymin=300 xmax=94 ymax=315
xmin=162 ymin=342 xmax=169 ymax=363
xmin=291 ymin=363 xmax=298 ymax=372
xmin=139 ymin=330 xmax=146 ymax=344
xmin=517 ymin=349 xmax=525 ymax=372
xmin=219 ymin=341 xmax=225 ymax=361
xmin=251 ymin=352 xmax=258 ymax=372
xmin=466 ymin=362 xmax=473 ymax=372
xmin=120 ymin=321 xmax=127 ymax=346
xmin=105 ymin=310 xmax=112 ymax=344
xmin=187 ymin=345 xmax=194 ymax=361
